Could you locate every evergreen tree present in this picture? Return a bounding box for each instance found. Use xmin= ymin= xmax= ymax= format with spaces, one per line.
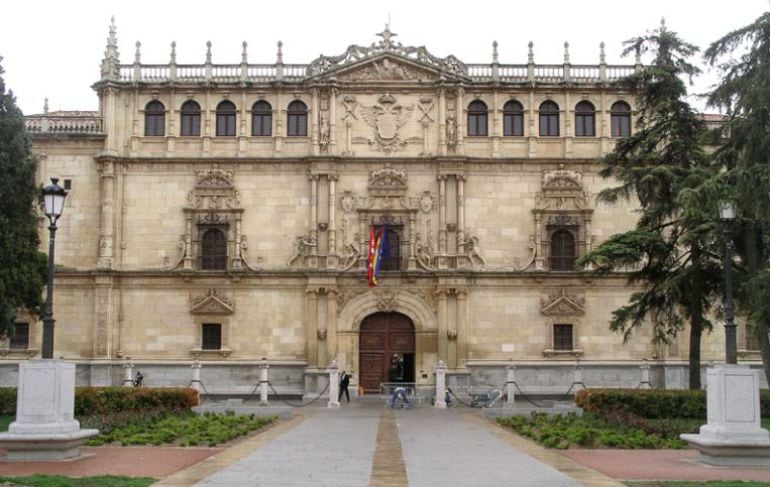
xmin=0 ymin=57 xmax=47 ymax=336
xmin=578 ymin=20 xmax=722 ymax=389
xmin=705 ymin=9 xmax=770 ymax=384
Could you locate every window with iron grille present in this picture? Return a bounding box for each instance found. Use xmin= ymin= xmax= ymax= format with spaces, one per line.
xmin=145 ymin=100 xmax=165 ymax=136
xmin=550 ymin=229 xmax=576 ymax=271
xmin=10 ymin=323 xmax=29 ymax=350
xmin=180 ymin=100 xmax=201 ymax=136
xmin=467 ymin=100 xmax=488 ymax=136
xmin=376 ymin=227 xmax=401 ymax=271
xmin=200 ymin=227 xmax=227 ymax=270
xmin=216 ymin=101 xmax=237 ymax=136
xmin=202 ymin=323 xmax=222 ymax=350
xmin=574 ymin=101 xmax=596 ymax=136
xmin=287 ymin=100 xmax=308 ymax=136
xmin=503 ymin=100 xmax=524 ymax=136
xmin=539 ymin=101 xmax=560 ymax=136
xmin=553 ymin=324 xmax=573 ymax=351
xmin=251 ymin=100 xmax=272 ymax=136
xmin=611 ymin=101 xmax=631 ymax=137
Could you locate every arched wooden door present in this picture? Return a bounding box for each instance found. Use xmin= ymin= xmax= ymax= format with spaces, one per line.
xmin=359 ymin=312 xmax=415 ymax=393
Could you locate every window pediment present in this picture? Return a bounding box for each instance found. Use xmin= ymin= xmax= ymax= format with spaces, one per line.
xmin=541 ymin=288 xmax=585 ymax=316
xmin=190 ymin=288 xmax=234 ymax=315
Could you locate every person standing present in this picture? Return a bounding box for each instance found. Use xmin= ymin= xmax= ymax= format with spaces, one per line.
xmin=339 ymin=370 xmax=351 ymax=403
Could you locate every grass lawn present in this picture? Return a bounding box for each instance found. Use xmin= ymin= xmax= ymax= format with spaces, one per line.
xmin=0 ymin=475 xmax=156 ymax=487
xmin=626 ymin=482 xmax=770 ymax=487
xmin=0 ymin=415 xmax=13 ymax=431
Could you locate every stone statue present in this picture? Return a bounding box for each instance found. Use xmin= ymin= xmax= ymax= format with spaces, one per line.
xmin=446 ymin=116 xmax=457 ymax=151
xmin=319 ymin=113 xmax=330 ymax=152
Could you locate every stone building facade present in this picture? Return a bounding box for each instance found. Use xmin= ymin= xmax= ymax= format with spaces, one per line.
xmin=7 ymin=21 xmax=749 ymax=395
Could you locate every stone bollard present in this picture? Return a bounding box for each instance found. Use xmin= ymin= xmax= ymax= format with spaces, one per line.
xmin=434 ymin=360 xmax=447 ymax=409
xmin=122 ymin=362 xmax=134 ymax=387
xmin=505 ymin=364 xmax=516 ymax=407
xmin=190 ymin=360 xmax=202 ymax=392
xmin=327 ymin=360 xmax=340 ymax=408
xmin=259 ymin=358 xmax=270 ymax=406
xmin=573 ymin=358 xmax=585 ymax=390
xmin=639 ymin=359 xmax=652 ymax=389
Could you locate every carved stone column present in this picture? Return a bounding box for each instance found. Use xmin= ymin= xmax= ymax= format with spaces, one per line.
xmin=534 ymin=214 xmax=544 ymax=270
xmin=456 ymin=87 xmax=464 ymax=151
xmin=274 ymin=91 xmax=284 ymax=153
xmin=408 ymin=213 xmax=417 ymax=270
xmin=326 ymin=289 xmax=338 ymax=366
xmin=103 ymin=87 xmax=119 ymax=156
xmin=437 ymin=289 xmax=449 ymax=364
xmin=306 ymin=288 xmax=319 ymax=367
xmin=492 ymin=90 xmax=500 ymax=156
xmin=97 ymin=160 xmax=116 ymax=269
xmin=311 ymin=88 xmax=319 ymax=155
xmin=183 ymin=216 xmax=193 ymax=270
xmin=456 ymin=289 xmax=468 ymax=368
xmin=329 ymin=88 xmax=338 ymax=153
xmin=310 ymin=174 xmax=319 ymax=243
xmin=438 ymin=175 xmax=447 ymax=254
xmin=438 ymin=88 xmax=446 ymax=155
xmin=448 ymin=291 xmax=457 ymax=369
xmin=328 ymin=175 xmax=337 ymax=255
xmin=456 ymin=175 xmax=465 ymax=248
xmin=564 ymin=91 xmax=572 ymax=158
xmin=528 ymin=90 xmax=536 ymax=158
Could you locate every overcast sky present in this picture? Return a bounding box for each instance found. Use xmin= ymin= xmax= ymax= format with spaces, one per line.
xmin=1 ymin=0 xmax=766 ymax=115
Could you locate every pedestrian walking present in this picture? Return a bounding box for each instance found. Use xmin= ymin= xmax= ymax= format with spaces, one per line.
xmin=339 ymin=370 xmax=351 ymax=402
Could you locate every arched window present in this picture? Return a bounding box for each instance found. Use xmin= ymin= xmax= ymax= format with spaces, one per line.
xmin=180 ymin=100 xmax=201 ymax=136
xmin=251 ymin=100 xmax=272 ymax=136
xmin=503 ymin=100 xmax=524 ymax=136
xmin=200 ymin=228 xmax=227 ymax=270
xmin=467 ymin=100 xmax=488 ymax=136
xmin=549 ymin=229 xmax=576 ymax=271
xmin=611 ymin=101 xmax=631 ymax=137
xmin=144 ymin=100 xmax=165 ymax=136
xmin=574 ymin=101 xmax=596 ymax=137
xmin=539 ymin=101 xmax=559 ymax=136
xmin=287 ymin=100 xmax=308 ymax=136
xmin=216 ymin=101 xmax=237 ymax=136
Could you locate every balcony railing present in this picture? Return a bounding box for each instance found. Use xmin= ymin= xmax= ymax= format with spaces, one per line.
xmin=26 ymin=115 xmax=104 ymax=135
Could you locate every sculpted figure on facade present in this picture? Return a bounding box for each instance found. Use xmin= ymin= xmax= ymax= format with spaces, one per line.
xmin=446 ymin=116 xmax=457 ymax=152
xmin=319 ymin=112 xmax=330 ymax=152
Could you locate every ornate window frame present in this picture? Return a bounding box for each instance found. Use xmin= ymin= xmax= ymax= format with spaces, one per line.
xmin=533 ymin=165 xmax=593 ymax=271
xmin=541 ymin=288 xmax=584 ymax=357
xmin=190 ymin=288 xmax=233 ymax=358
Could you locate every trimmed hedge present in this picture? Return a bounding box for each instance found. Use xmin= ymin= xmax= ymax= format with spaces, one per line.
xmin=0 ymin=387 xmax=198 ymax=417
xmin=575 ymin=388 xmax=770 ymax=419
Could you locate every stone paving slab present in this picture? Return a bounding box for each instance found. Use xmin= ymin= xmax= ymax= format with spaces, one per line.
xmin=191 ymin=408 xmax=380 ymax=487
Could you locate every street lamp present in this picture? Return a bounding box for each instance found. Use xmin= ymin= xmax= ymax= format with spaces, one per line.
xmin=41 ymin=178 xmax=67 ymax=359
xmin=718 ymin=201 xmax=737 ymax=365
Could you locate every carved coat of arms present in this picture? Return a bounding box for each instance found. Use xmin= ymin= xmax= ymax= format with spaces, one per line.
xmin=360 ymin=93 xmax=413 ymax=153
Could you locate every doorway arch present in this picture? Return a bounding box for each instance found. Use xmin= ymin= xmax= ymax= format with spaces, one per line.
xmin=359 ymin=312 xmax=415 ymax=393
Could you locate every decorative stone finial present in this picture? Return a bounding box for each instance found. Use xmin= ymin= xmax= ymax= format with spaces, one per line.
xmin=563 ymin=41 xmax=570 ymax=64
xmin=492 ymin=40 xmax=499 ymax=63
xmin=44 ymin=98 xmax=49 ymax=114
xmin=600 ymin=41 xmax=606 ymax=64
xmin=101 ymin=15 xmax=120 ymax=79
xmin=377 ymin=24 xmax=397 ymax=49
xmin=527 ymin=41 xmax=534 ymax=64
xmin=276 ymin=40 xmax=283 ymax=64
xmin=134 ymin=41 xmax=141 ymax=64
xmin=108 ymin=16 xmax=117 ymax=49
xmin=241 ymin=41 xmax=248 ymax=64
xmin=660 ymin=17 xmax=666 ymax=28
xmin=170 ymin=41 xmax=177 ymax=64
xmin=206 ymin=41 xmax=212 ymax=64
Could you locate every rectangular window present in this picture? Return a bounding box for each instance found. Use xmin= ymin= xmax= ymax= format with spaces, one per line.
xmin=63 ymin=179 xmax=72 ymax=190
xmin=575 ymin=115 xmax=595 ymax=136
xmin=252 ymin=114 xmax=272 ymax=136
xmin=553 ymin=324 xmax=573 ymax=351
xmin=202 ymin=323 xmax=222 ymax=350
xmin=10 ymin=323 xmax=29 ymax=350
xmin=181 ymin=114 xmax=201 ymax=136
xmin=539 ymin=114 xmax=559 ymax=136
xmin=145 ymin=113 xmax=165 ymax=136
xmin=503 ymin=113 xmax=524 ymax=136
xmin=216 ymin=114 xmax=236 ymax=136
xmin=287 ymin=114 xmax=307 ymax=136
xmin=611 ymin=115 xmax=631 ymax=137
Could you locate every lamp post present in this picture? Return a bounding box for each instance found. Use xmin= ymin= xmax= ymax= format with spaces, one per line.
xmin=718 ymin=201 xmax=737 ymax=365
xmin=41 ymin=178 xmax=67 ymax=359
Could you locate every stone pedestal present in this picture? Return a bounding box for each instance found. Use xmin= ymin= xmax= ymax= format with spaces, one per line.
xmin=681 ymin=365 xmax=770 ymax=467
xmin=0 ymin=360 xmax=98 ymax=460
xmin=327 ymin=360 xmax=340 ymax=408
xmin=434 ymin=360 xmax=447 ymax=409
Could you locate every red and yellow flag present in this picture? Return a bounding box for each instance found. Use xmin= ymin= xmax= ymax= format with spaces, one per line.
xmin=366 ymin=225 xmax=388 ymax=287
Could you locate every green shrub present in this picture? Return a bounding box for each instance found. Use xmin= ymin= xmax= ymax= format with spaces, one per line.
xmin=0 ymin=388 xmax=16 ymax=415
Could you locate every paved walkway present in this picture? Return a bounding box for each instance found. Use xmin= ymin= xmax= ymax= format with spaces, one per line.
xmin=156 ymin=402 xmax=621 ymax=487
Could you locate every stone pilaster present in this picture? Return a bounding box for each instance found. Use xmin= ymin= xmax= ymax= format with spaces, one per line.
xmin=306 ymin=288 xmax=319 ymax=367
xmin=97 ymin=160 xmax=116 ymax=269
xmin=93 ymin=274 xmax=114 ymax=358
